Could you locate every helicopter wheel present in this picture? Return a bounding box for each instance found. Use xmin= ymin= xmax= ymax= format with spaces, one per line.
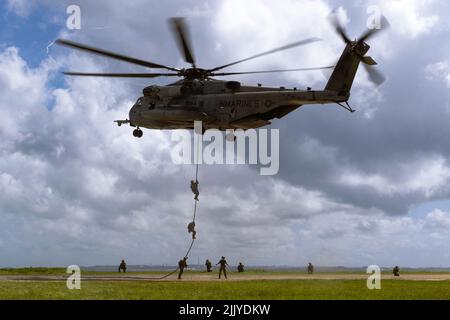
xmin=133 ymin=128 xmax=143 ymax=138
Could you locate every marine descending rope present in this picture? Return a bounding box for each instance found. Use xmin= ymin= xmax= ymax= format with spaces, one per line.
xmin=98 ymin=132 xmax=201 ymax=281
xmin=101 ymin=165 xmax=199 ymax=281
xmin=95 ymin=163 xmax=198 ymax=281
xmin=80 ymin=133 xmax=200 ymax=281
xmin=142 ymin=130 xmax=201 ymax=280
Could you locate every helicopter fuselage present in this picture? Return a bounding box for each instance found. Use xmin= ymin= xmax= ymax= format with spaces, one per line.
xmin=126 ymin=79 xmax=348 ymax=131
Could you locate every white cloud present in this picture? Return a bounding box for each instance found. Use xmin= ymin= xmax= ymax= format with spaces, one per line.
xmin=1 ymin=0 xmax=450 ymax=268
xmin=6 ymin=0 xmax=37 ymax=17
xmin=1 ymin=45 xmax=339 ymax=266
xmin=0 ymin=47 xmax=49 ymax=138
xmin=339 ymin=156 xmax=450 ymax=198
xmin=378 ymin=0 xmax=439 ymax=38
xmin=212 ymin=0 xmax=341 ymax=86
xmin=425 ymin=60 xmax=450 ymax=87
xmin=424 ymin=209 xmax=450 ymax=231
xmin=0 ymin=46 xmax=183 ymax=264
xmin=0 ymin=44 xmax=406 ymax=266
xmin=297 ymin=209 xmax=450 ymax=267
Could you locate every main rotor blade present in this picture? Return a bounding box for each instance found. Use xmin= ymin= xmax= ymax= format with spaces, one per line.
xmin=358 ymin=15 xmax=390 ymax=43
xmin=62 ymin=72 xmax=180 ymax=78
xmin=328 ymin=11 xmax=351 ymax=44
xmin=212 ymin=66 xmax=335 ymax=76
xmin=208 ymin=38 xmax=322 ymax=73
xmin=55 ymin=39 xmax=179 ymax=72
xmin=363 ymin=64 xmax=386 ymax=86
xmin=169 ymin=17 xmax=196 ymax=66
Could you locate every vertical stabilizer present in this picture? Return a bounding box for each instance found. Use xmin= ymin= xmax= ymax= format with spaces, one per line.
xmin=324 ymin=44 xmax=362 ymax=97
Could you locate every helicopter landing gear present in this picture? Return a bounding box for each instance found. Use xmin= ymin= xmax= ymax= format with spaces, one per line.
xmin=133 ymin=128 xmax=143 ymax=138
xmin=335 ymin=101 xmax=356 ymax=113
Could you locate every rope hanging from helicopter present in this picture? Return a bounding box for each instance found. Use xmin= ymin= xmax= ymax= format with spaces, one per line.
xmin=102 ymin=131 xmax=199 ymax=281
xmin=139 ymin=129 xmax=201 ymax=280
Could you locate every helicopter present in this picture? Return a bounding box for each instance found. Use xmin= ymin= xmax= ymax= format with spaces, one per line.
xmin=56 ymin=14 xmax=388 ymax=138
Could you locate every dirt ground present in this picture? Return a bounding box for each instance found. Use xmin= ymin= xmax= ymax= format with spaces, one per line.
xmin=2 ymin=273 xmax=450 ymax=282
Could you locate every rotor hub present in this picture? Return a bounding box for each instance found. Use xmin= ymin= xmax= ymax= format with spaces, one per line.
xmin=351 ymin=41 xmax=370 ymax=56
xmin=180 ymin=68 xmax=209 ymax=80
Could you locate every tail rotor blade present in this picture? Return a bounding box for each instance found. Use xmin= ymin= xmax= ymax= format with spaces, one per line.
xmin=328 ymin=10 xmax=352 ymax=44
xmin=363 ymin=63 xmax=386 ymax=86
xmin=358 ymin=15 xmax=390 ymax=43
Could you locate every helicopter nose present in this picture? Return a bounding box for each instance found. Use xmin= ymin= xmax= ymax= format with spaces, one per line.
xmin=129 ymin=106 xmax=140 ymax=126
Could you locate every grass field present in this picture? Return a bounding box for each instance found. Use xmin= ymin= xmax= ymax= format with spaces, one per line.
xmin=1 ymin=268 xmax=450 ymax=300
xmin=1 ymin=279 xmax=450 ymax=300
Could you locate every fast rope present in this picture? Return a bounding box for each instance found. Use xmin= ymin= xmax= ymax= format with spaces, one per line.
xmin=141 ymin=130 xmax=201 ymax=280
xmin=90 ymin=133 xmax=200 ymax=282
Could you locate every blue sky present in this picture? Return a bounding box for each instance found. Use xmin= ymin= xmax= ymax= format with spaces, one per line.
xmin=0 ymin=2 xmax=60 ymax=66
xmin=1 ymin=0 xmax=450 ymax=268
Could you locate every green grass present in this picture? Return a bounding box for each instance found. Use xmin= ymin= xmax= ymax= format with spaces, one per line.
xmin=0 ymin=268 xmax=66 ymax=275
xmin=1 ymin=268 xmax=449 ymax=300
xmin=0 ymin=279 xmax=449 ymax=300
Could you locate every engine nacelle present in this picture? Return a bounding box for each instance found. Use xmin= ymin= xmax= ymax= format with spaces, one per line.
xmin=226 ymin=81 xmax=241 ymax=92
xmin=143 ymin=85 xmax=182 ymax=98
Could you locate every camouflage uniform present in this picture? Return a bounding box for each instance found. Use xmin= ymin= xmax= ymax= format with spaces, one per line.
xmin=178 ymin=257 xmax=188 ymax=280
xmin=118 ymin=260 xmax=127 ymax=273
xmin=190 ymin=180 xmax=199 ymax=201
xmin=217 ymin=256 xmax=228 ymax=279
xmin=187 ymin=221 xmax=196 ymax=239
xmin=307 ymin=263 xmax=314 ymax=274
xmin=393 ymin=266 xmax=400 ymax=277
xmin=205 ymin=259 xmax=212 ymax=272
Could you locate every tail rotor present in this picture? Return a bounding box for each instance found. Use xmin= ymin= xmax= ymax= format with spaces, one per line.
xmin=328 ymin=10 xmax=390 ymax=87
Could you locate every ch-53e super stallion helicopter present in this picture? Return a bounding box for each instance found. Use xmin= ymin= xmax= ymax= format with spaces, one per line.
xmin=56 ymin=14 xmax=388 ymax=138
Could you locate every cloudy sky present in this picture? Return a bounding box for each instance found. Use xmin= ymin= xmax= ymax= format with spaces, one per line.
xmin=1 ymin=0 xmax=450 ymax=268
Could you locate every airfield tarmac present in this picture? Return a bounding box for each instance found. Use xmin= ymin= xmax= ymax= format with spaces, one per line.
xmin=2 ymin=273 xmax=450 ymax=282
